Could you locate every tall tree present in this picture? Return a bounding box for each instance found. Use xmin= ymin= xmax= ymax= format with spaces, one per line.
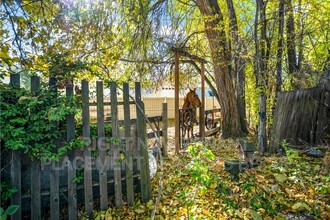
xmin=286 ymin=0 xmax=299 ymax=88
xmin=195 ymin=0 xmax=244 ymax=138
xmin=276 ymin=0 xmax=285 ymax=95
xmin=226 ymin=0 xmax=248 ymax=134
xmin=255 ymin=0 xmax=269 ymax=152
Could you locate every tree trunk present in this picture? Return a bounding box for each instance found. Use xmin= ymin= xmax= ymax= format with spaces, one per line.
xmin=196 ymin=0 xmax=243 ymax=138
xmin=286 ymin=0 xmax=299 ymax=88
xmin=276 ymin=0 xmax=285 ymax=95
xmin=255 ymin=0 xmax=268 ymax=152
xmin=226 ymin=0 xmax=248 ymax=134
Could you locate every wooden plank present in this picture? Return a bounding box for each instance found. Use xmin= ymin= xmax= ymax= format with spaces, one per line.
xmin=123 ymin=83 xmax=134 ymax=206
xmin=162 ymin=103 xmax=168 ymax=157
xmin=31 ymin=76 xmax=41 ymax=220
xmin=174 ymin=52 xmax=180 ymax=153
xmin=205 ymin=127 xmax=221 ymax=137
xmin=9 ymin=73 xmax=20 ymax=87
xmin=88 ymin=101 xmax=135 ymax=106
xmin=96 ymin=81 xmax=108 ymax=210
xmin=10 ymin=74 xmax=21 ymax=220
xmin=110 ymin=82 xmax=123 ymax=208
xmin=200 ymin=62 xmax=206 ymax=140
xmin=66 ymin=83 xmax=77 ymax=220
xmin=49 ymin=77 xmax=60 ymax=220
xmin=135 ymin=82 xmax=151 ymax=203
xmin=50 ymin=167 xmax=60 ymax=220
xmin=82 ymin=80 xmax=93 ymax=217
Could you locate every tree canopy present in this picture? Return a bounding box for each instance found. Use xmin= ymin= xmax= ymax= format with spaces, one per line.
xmin=1 ymin=0 xmax=329 ymax=138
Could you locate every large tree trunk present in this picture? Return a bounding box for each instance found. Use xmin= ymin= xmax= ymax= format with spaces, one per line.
xmin=196 ymin=0 xmax=243 ymax=138
xmin=255 ymin=0 xmax=268 ymax=152
xmin=226 ymin=0 xmax=248 ymax=134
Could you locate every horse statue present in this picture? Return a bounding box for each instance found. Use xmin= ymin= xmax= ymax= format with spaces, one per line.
xmin=180 ymin=88 xmax=202 ymax=141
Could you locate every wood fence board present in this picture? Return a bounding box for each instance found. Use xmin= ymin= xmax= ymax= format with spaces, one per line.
xmin=135 ymin=82 xmax=151 ymax=203
xmin=50 ymin=168 xmax=60 ymax=220
xmin=123 ymin=83 xmax=134 ymax=205
xmin=97 ymin=81 xmax=108 ymax=210
xmin=49 ymin=77 xmax=60 ymax=220
xmin=82 ymin=80 xmax=93 ymax=218
xmin=162 ymin=103 xmax=168 ymax=157
xmin=10 ymin=74 xmax=21 ymax=220
xmin=111 ymin=82 xmax=123 ymax=208
xmin=31 ymin=76 xmax=41 ymax=220
xmin=66 ymin=84 xmax=77 ymax=220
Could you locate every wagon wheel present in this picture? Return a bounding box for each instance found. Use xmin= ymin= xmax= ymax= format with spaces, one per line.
xmin=205 ymin=112 xmax=214 ymax=130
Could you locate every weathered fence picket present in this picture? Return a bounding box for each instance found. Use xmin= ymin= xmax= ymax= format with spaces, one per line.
xmin=66 ymin=84 xmax=77 ymax=220
xmin=96 ymin=81 xmax=108 ymax=210
xmin=49 ymin=77 xmax=60 ymax=220
xmin=123 ymin=83 xmax=134 ymax=205
xmin=82 ymin=80 xmax=93 ymax=218
xmin=1 ymin=75 xmax=168 ymax=219
xmin=31 ymin=76 xmax=41 ymax=220
xmin=135 ymin=82 xmax=151 ymax=203
xmin=110 ymin=82 xmax=123 ymax=208
xmin=10 ymin=74 xmax=21 ymax=220
xmin=162 ymin=103 xmax=168 ymax=157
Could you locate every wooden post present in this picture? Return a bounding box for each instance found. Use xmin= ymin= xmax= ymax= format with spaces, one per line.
xmin=10 ymin=74 xmax=21 ymax=220
xmin=49 ymin=77 xmax=60 ymax=220
xmin=110 ymin=82 xmax=123 ymax=208
xmin=123 ymin=83 xmax=134 ymax=205
xmin=31 ymin=76 xmax=41 ymax=220
xmin=135 ymin=82 xmax=151 ymax=202
xmin=161 ymin=103 xmax=168 ymax=157
xmin=66 ymin=81 xmax=77 ymax=220
xmin=96 ymin=81 xmax=108 ymax=210
xmin=174 ymin=51 xmax=180 ymax=154
xmin=200 ymin=62 xmax=206 ymax=140
xmin=82 ymin=80 xmax=93 ymax=218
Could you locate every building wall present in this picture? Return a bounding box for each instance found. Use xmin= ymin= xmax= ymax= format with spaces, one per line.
xmin=89 ymin=97 xmax=220 ymax=120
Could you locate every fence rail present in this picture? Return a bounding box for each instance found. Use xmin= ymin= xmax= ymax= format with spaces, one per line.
xmin=0 ymin=75 xmax=167 ymax=219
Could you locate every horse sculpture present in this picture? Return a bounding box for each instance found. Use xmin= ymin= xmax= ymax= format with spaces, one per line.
xmin=180 ymin=88 xmax=202 ymax=141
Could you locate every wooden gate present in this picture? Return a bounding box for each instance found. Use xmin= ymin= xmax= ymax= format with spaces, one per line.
xmin=178 ymin=107 xmax=222 ymax=148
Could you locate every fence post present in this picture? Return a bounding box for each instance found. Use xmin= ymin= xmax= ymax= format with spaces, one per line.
xmin=96 ymin=81 xmax=108 ymax=210
xmin=161 ymin=103 xmax=168 ymax=157
xmin=66 ymin=80 xmax=77 ymax=220
xmin=10 ymin=74 xmax=21 ymax=220
xmin=135 ymin=82 xmax=151 ymax=203
xmin=49 ymin=77 xmax=60 ymax=220
xmin=82 ymin=80 xmax=93 ymax=217
xmin=123 ymin=83 xmax=134 ymax=205
xmin=31 ymin=76 xmax=41 ymax=220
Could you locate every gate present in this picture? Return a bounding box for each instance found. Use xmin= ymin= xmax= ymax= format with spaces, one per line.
xmin=179 ymin=107 xmax=222 ymax=148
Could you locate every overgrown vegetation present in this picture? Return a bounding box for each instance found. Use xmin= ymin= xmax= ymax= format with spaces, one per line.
xmin=90 ymin=138 xmax=330 ymax=219
xmin=0 ymin=83 xmax=86 ymax=160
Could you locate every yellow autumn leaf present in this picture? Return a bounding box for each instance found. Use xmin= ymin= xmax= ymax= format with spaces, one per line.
xmin=285 ymin=188 xmax=295 ymax=196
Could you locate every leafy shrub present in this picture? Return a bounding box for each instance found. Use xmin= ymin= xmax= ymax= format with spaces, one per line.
xmin=0 ymin=83 xmax=86 ymax=160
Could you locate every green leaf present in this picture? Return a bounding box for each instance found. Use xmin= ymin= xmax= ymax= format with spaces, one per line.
xmin=292 ymin=202 xmax=311 ymax=212
xmin=249 ymin=209 xmax=263 ymax=220
xmin=0 ymin=207 xmax=4 ymax=216
xmin=274 ymin=174 xmax=287 ymax=183
xmin=5 ymin=205 xmax=19 ymax=215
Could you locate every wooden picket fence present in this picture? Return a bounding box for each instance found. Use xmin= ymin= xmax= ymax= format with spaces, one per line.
xmin=1 ymin=74 xmax=168 ymax=219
